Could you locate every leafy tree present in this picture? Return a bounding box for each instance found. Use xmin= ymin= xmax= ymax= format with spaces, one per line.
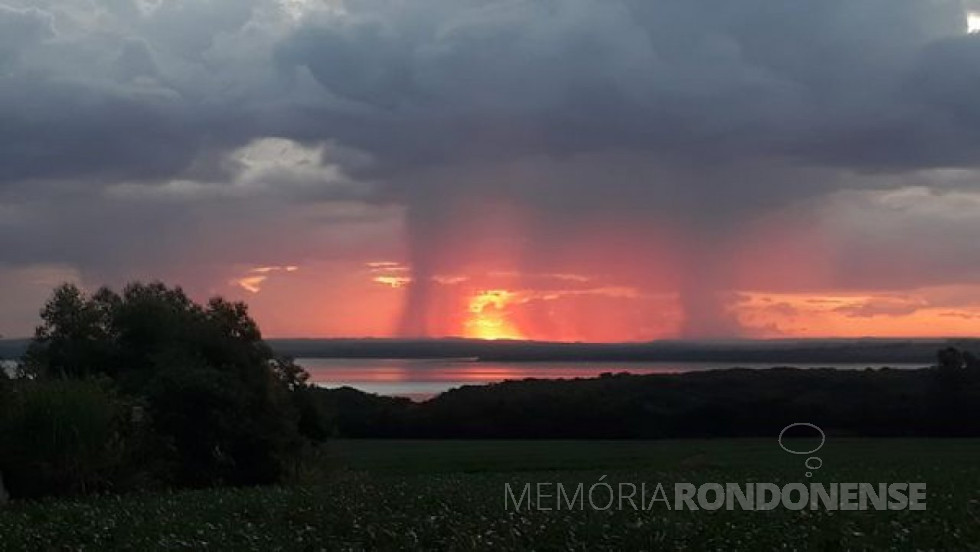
xmin=21 ymin=281 xmax=323 ymax=488
xmin=23 ymin=284 xmax=113 ymax=379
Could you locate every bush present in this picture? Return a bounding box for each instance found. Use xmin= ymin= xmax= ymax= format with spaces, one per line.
xmin=0 ymin=378 xmax=128 ymax=499
xmin=146 ymin=363 xmax=300 ymax=487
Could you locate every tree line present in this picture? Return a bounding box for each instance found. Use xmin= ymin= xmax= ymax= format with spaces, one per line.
xmin=309 ymin=352 xmax=980 ymax=439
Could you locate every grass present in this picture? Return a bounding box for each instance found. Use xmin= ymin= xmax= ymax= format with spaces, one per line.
xmin=1 ymin=439 xmax=979 ymax=550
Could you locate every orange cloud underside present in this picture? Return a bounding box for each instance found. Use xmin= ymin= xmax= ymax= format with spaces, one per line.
xmin=220 ymin=199 xmax=980 ymax=341
xmin=735 ymin=290 xmax=980 ymax=338
xmin=230 ymin=262 xmax=980 ymax=340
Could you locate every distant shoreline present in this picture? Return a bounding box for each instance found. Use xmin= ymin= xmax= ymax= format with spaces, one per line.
xmin=268 ymin=337 xmax=958 ymax=364
xmin=2 ymin=336 xmax=973 ymax=364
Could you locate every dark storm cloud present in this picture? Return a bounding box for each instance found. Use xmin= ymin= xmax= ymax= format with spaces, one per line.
xmin=275 ymin=0 xmax=980 ymax=172
xmin=2 ymin=0 xmax=980 ymax=336
xmin=3 ymin=0 xmax=978 ymax=191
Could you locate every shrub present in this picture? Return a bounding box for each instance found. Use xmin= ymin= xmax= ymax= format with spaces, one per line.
xmin=0 ymin=378 xmax=127 ymax=498
xmin=146 ymin=363 xmax=300 ymax=487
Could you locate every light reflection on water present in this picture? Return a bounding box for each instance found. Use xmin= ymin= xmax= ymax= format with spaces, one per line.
xmin=297 ymin=358 xmax=925 ymax=402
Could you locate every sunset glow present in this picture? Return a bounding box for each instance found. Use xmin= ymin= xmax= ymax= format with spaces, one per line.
xmin=373 ymin=276 xmax=412 ymax=288
xmin=463 ymin=290 xmax=525 ymax=340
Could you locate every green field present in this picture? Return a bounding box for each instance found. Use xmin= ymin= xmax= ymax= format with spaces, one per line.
xmin=1 ymin=439 xmax=979 ymax=551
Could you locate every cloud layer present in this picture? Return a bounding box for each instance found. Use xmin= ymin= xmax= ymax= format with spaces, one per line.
xmin=2 ymin=0 xmax=980 ymax=338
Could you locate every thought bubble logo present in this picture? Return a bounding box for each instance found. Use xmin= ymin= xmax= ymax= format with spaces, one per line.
xmin=778 ymin=422 xmax=825 ymax=478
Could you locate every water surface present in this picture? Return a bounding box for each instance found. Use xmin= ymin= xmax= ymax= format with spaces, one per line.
xmin=298 ymin=358 xmax=925 ymax=401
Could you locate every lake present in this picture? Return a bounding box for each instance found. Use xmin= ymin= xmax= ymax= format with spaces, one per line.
xmin=297 ymin=358 xmax=927 ymax=401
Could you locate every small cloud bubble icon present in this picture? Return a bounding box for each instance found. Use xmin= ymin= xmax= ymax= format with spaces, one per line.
xmin=778 ymin=422 xmax=826 ymax=478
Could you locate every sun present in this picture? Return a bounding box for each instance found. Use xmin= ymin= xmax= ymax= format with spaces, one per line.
xmin=968 ymin=12 xmax=980 ymax=33
xmin=463 ymin=289 xmax=525 ymax=340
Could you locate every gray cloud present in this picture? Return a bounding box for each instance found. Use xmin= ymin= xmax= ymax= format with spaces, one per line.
xmin=276 ymin=0 xmax=980 ymax=170
xmin=2 ymin=0 xmax=980 ymax=337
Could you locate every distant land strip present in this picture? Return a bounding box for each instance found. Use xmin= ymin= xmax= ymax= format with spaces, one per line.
xmin=4 ymin=337 xmax=977 ymax=364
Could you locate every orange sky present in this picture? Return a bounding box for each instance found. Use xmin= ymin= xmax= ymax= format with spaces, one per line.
xmin=6 ymin=186 xmax=976 ymax=341
xmin=225 ymin=261 xmax=980 ymax=341
xmin=207 ymin=194 xmax=980 ymax=342
xmin=212 ymin=196 xmax=980 ymax=341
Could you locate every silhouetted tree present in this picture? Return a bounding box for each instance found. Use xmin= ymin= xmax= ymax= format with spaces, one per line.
xmin=23 ymin=284 xmax=113 ymax=379
xmin=20 ymin=281 xmax=323 ymax=487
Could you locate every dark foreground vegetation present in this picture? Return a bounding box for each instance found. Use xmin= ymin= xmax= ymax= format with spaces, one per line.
xmin=0 ymin=282 xmax=328 ymax=500
xmin=313 ymin=358 xmax=980 ymax=439
xmin=0 ymin=439 xmax=978 ymax=550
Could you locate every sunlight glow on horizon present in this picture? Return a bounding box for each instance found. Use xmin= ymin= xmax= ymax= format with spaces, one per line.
xmin=352 ymin=263 xmax=980 ymax=342
xmin=463 ymin=289 xmax=526 ymax=340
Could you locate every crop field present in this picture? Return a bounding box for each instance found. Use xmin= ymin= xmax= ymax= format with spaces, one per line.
xmin=1 ymin=439 xmax=979 ymax=551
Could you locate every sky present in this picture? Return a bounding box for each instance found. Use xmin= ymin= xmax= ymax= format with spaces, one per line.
xmin=2 ymin=0 xmax=980 ymax=341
